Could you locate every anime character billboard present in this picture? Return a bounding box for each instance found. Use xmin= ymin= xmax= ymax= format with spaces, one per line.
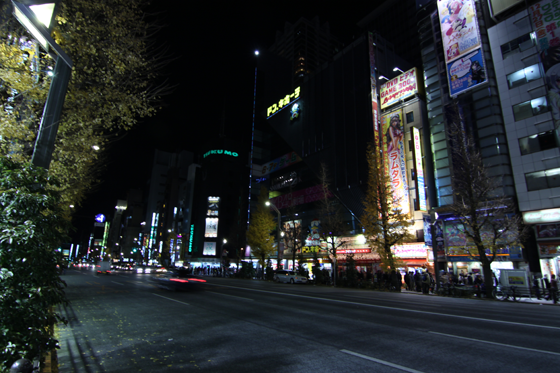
xmin=381 ymin=109 xmax=410 ymax=215
xmin=437 ymin=0 xmax=480 ymax=63
xmin=446 ymin=48 xmax=487 ymax=96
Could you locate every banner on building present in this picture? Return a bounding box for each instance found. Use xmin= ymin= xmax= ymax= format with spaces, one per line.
xmin=270 ymin=185 xmax=332 ymax=209
xmin=529 ymin=1 xmax=560 ymax=130
xmin=381 ymin=109 xmax=410 ymax=215
xmin=447 ymin=48 xmax=487 ymax=96
xmin=253 ymin=151 xmax=301 ymax=177
xmin=437 ymin=0 xmax=481 ymax=63
xmin=203 ymin=242 xmax=216 ymax=256
xmin=380 ymin=67 xmax=419 ymax=109
xmin=412 ymin=127 xmax=427 ymax=211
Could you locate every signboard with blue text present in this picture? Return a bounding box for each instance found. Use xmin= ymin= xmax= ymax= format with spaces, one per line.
xmin=446 ymin=48 xmax=487 ymax=96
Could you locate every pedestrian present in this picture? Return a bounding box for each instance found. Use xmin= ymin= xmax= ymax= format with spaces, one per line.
xmin=533 ymin=275 xmax=542 ymax=300
xmin=404 ymin=272 xmax=410 ymax=291
xmin=422 ymin=271 xmax=430 ymax=294
xmin=551 ymin=274 xmax=558 ymax=304
xmin=414 ymin=271 xmax=422 ymax=292
xmin=544 ymin=274 xmax=551 ymax=300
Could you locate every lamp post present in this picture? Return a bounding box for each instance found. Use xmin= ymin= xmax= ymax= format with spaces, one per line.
xmin=378 ymin=75 xmax=389 ymax=81
xmin=11 ymin=0 xmax=73 ymax=170
xmin=266 ymin=201 xmax=282 ymax=270
xmin=393 ymin=67 xmax=405 ymax=74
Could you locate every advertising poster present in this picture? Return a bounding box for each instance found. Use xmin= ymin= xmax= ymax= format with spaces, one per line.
xmin=529 ymin=1 xmax=560 ymax=129
xmin=380 ymin=67 xmax=419 ymax=109
xmin=447 ymin=48 xmax=487 ymax=96
xmin=381 ymin=109 xmax=410 ymax=215
xmin=412 ymin=127 xmax=427 ymax=211
xmin=254 ymin=151 xmax=301 ymax=176
xmin=437 ymin=0 xmax=481 ymax=63
xmin=203 ymin=242 xmax=216 ymax=256
xmin=204 ymin=218 xmax=218 ymax=237
xmin=368 ymin=32 xmax=380 ymax=147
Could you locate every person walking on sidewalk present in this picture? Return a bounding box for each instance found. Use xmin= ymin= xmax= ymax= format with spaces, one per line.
xmin=551 ymin=274 xmax=558 ymax=304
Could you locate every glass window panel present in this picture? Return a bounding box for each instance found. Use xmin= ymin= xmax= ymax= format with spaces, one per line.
xmin=507 ymin=70 xmax=527 ymax=89
xmin=531 ymin=96 xmax=549 ymax=116
xmin=519 ymin=137 xmax=530 ymax=155
xmin=406 ymin=111 xmax=414 ymax=123
xmin=513 ymin=101 xmax=534 ymax=121
xmin=524 ymin=64 xmax=542 ymax=82
xmin=526 ymin=171 xmax=547 ymax=191
xmin=539 ymin=131 xmax=557 ymax=151
xmin=546 ymin=168 xmax=560 ymax=188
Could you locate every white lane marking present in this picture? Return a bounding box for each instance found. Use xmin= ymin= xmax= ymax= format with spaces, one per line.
xmin=204 ymin=283 xmax=560 ymax=331
xmin=207 ymin=291 xmax=254 ymax=301
xmin=111 ymin=281 xmax=124 ymax=285
xmin=152 ymin=293 xmax=190 ymax=306
xmin=340 ymin=350 xmax=425 ymax=373
xmin=429 ymin=331 xmax=560 ymax=356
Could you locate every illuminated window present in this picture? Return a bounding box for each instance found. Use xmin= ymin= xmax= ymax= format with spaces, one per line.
xmin=526 ymin=168 xmax=560 ymax=191
xmin=512 ymin=96 xmax=549 ymax=121
xmin=519 ymin=131 xmax=557 ymax=155
xmin=506 ymin=64 xmax=542 ymax=89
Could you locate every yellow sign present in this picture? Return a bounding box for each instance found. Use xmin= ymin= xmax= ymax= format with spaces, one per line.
xmin=380 ymin=68 xmax=419 ymax=109
xmin=267 ymin=87 xmax=300 ymax=118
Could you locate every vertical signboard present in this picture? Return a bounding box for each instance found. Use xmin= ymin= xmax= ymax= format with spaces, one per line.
xmin=529 ymin=1 xmax=560 ymax=139
xmin=412 ymin=127 xmax=427 ymax=211
xmin=368 ymin=32 xmax=380 ymax=148
xmin=381 ymin=109 xmax=410 ymax=215
xmin=437 ymin=0 xmax=487 ymax=96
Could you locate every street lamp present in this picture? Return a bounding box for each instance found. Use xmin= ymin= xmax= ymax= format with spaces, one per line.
xmin=266 ymin=201 xmax=282 ymax=269
xmin=393 ymin=67 xmax=405 ymax=74
xmin=11 ymin=0 xmax=73 ymax=169
xmin=378 ymin=75 xmax=389 ymax=81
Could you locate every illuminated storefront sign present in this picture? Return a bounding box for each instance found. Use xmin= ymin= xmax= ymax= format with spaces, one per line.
xmin=267 ymin=86 xmax=300 ymax=118
xmin=412 ymin=127 xmax=426 ymax=211
xmin=380 ymin=67 xmax=419 ymax=109
xmin=95 ymin=214 xmax=106 ymax=223
xmin=523 ymin=208 xmax=560 ymax=224
xmin=205 ymin=218 xmax=218 ymax=237
xmin=336 ymin=248 xmax=371 ymax=254
xmin=381 ymin=109 xmax=410 ymax=215
xmin=392 ymin=243 xmax=427 ymax=258
xmin=203 ymin=149 xmax=238 ymax=158
xmin=188 ymin=225 xmax=194 ymax=253
xmin=207 ymin=196 xmax=220 ymax=216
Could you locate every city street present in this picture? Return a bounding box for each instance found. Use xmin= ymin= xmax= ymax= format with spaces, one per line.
xmin=56 ymin=269 xmax=560 ymax=372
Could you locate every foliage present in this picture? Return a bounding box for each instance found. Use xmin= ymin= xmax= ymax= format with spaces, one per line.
xmin=246 ymin=186 xmax=276 ymax=270
xmin=317 ymin=163 xmax=348 ymax=286
xmin=446 ymin=106 xmax=526 ymax=297
xmin=0 ymin=0 xmax=168 ymax=211
xmin=236 ymin=261 xmax=255 ymax=279
xmin=282 ymin=201 xmax=306 ymax=270
xmin=362 ymin=140 xmax=415 ymax=271
xmin=0 ymin=158 xmax=69 ymax=371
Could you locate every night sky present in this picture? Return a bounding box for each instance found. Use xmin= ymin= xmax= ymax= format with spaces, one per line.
xmin=70 ymin=1 xmax=388 ymax=242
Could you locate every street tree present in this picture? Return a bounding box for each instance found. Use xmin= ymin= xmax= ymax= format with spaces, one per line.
xmin=446 ymin=108 xmax=526 ymax=297
xmin=246 ymin=186 xmax=276 ymax=277
xmin=362 ymin=140 xmax=415 ymax=271
xmin=0 ymin=0 xmax=169 ymax=211
xmin=282 ymin=201 xmax=306 ymax=270
xmin=317 ymin=163 xmax=348 ymax=286
xmin=0 ymin=159 xmax=69 ymax=370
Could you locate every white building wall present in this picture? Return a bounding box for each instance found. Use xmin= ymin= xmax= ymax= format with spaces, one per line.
xmin=489 ymin=10 xmax=560 ymax=213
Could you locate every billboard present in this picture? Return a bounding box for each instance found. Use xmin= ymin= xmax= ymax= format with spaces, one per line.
xmin=253 ymin=151 xmax=302 ymax=177
xmin=380 ymin=67 xmax=419 ymax=109
xmin=381 ymin=109 xmax=410 ymax=215
xmin=437 ymin=0 xmax=481 ymax=63
xmin=203 ymin=242 xmax=216 ymax=256
xmin=447 ymin=49 xmax=487 ymax=97
xmin=437 ymin=0 xmax=486 ymax=96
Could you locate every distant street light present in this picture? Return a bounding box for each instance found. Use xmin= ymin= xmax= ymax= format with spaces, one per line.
xmin=379 ymin=75 xmax=389 ymax=81
xmin=11 ymin=0 xmax=73 ymax=170
xmin=265 ymin=201 xmax=282 ymax=269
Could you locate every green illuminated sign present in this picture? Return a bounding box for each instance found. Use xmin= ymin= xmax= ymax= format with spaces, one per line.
xmin=203 ymin=149 xmax=239 ymax=158
xmin=267 ymin=87 xmax=300 ymax=118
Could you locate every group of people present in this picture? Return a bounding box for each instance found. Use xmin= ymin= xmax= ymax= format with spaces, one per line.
xmin=532 ymin=274 xmax=559 ymax=304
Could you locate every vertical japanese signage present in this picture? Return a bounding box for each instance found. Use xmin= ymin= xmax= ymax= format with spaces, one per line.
xmin=529 ymin=1 xmax=560 ymax=132
xmin=412 ymin=127 xmax=427 ymax=211
xmin=368 ymin=32 xmax=380 ymax=149
xmin=437 ymin=0 xmax=487 ymax=96
xmin=381 ymin=109 xmax=410 ymax=215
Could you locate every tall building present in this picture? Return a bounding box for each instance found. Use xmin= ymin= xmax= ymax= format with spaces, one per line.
xmin=269 ymin=17 xmax=342 ymax=85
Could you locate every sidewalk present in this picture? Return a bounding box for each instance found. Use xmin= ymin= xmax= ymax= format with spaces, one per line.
xmin=401 ymin=288 xmax=559 ymax=305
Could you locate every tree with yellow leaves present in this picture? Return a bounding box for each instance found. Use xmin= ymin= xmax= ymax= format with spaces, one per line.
xmin=362 ymin=140 xmax=414 ymax=271
xmin=246 ymin=186 xmax=277 ymax=276
xmin=0 ymin=0 xmax=169 ymax=212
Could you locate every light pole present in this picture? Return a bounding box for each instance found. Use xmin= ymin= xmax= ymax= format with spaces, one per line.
xmin=393 ymin=67 xmax=405 ymax=74
xmin=11 ymin=0 xmax=73 ymax=170
xmin=266 ymin=201 xmax=282 ymax=270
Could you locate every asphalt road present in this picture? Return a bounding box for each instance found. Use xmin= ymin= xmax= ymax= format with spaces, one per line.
xmin=56 ymin=269 xmax=560 ymax=372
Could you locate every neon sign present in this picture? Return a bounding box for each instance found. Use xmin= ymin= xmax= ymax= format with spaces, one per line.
xmin=267 ymin=87 xmax=300 ymax=118
xmin=203 ymin=149 xmax=238 ymax=158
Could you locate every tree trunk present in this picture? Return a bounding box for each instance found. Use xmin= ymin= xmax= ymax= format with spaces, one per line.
xmin=482 ymin=260 xmax=494 ymax=298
